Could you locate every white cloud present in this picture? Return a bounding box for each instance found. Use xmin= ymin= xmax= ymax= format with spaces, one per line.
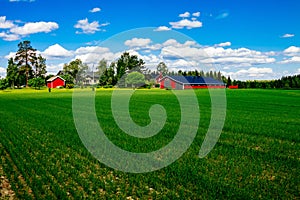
xmin=283 ymin=46 xmax=300 ymax=55
xmin=4 ymin=52 xmax=17 ymax=59
xmin=179 ymin=12 xmax=190 ymax=18
xmin=154 ymin=26 xmax=171 ymax=31
xmin=0 ymin=32 xmax=20 ymax=41
xmin=170 ymin=19 xmax=202 ymax=29
xmin=74 ymin=18 xmax=109 ymax=34
xmin=216 ymin=12 xmax=229 ymax=19
xmin=47 ymin=63 xmax=64 ymax=75
xmin=297 ymin=68 xmax=300 ymax=74
xmin=0 ymin=67 xmax=6 ymax=78
xmin=215 ymin=42 xmax=231 ymax=47
xmin=124 ymin=38 xmax=152 ymax=47
xmin=75 ymin=46 xmax=110 ymax=55
xmin=279 ymin=56 xmax=300 ymax=64
xmin=224 ymin=67 xmax=274 ymax=80
xmin=0 ymin=16 xmax=15 ymax=29
xmin=89 ymin=7 xmax=101 ymax=13
xmin=160 ymin=40 xmax=275 ymax=68
xmin=281 ymin=33 xmax=295 ymax=38
xmin=192 ymin=12 xmax=200 ymax=17
xmin=0 ymin=16 xmax=58 ymax=41
xmin=74 ymin=46 xmax=115 ymax=65
xmin=0 ymin=67 xmax=6 ymax=73
xmin=42 ymin=44 xmax=73 ymax=59
xmin=10 ymin=21 xmax=59 ymax=35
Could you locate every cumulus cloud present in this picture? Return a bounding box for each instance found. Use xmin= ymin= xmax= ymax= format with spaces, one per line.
xmin=0 ymin=32 xmax=20 ymax=41
xmin=281 ymin=46 xmax=300 ymax=63
xmin=0 ymin=16 xmax=59 ymax=41
xmin=169 ymin=19 xmax=202 ymax=29
xmin=4 ymin=52 xmax=16 ymax=59
xmin=74 ymin=46 xmax=115 ymax=65
xmin=42 ymin=44 xmax=73 ymax=59
xmin=192 ymin=12 xmax=200 ymax=17
xmin=281 ymin=33 xmax=295 ymax=38
xmin=154 ymin=26 xmax=171 ymax=31
xmin=89 ymin=7 xmax=101 ymax=13
xmin=224 ymin=67 xmax=274 ymax=80
xmin=10 ymin=21 xmax=58 ymax=35
xmin=283 ymin=46 xmax=300 ymax=55
xmin=46 ymin=63 xmax=65 ymax=75
xmin=124 ymin=38 xmax=152 ymax=47
xmin=74 ymin=18 xmax=109 ymax=34
xmin=0 ymin=67 xmax=6 ymax=73
xmin=215 ymin=42 xmax=231 ymax=47
xmin=160 ymin=39 xmax=275 ymax=68
xmin=0 ymin=16 xmax=15 ymax=29
xmin=279 ymin=56 xmax=300 ymax=64
xmin=179 ymin=12 xmax=190 ymax=18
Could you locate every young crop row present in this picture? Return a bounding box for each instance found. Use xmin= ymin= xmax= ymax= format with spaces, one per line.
xmin=0 ymin=89 xmax=299 ymax=199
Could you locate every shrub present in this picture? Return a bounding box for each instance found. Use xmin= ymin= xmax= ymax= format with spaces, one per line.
xmin=66 ymin=84 xmax=74 ymax=89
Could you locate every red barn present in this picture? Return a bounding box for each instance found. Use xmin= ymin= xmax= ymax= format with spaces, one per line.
xmin=229 ymin=85 xmax=239 ymax=89
xmin=159 ymin=75 xmax=226 ymax=90
xmin=47 ymin=76 xmax=65 ymax=88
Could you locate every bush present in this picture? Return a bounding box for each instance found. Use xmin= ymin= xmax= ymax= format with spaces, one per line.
xmin=154 ymin=83 xmax=160 ymax=88
xmin=0 ymin=78 xmax=9 ymax=90
xmin=66 ymin=84 xmax=74 ymax=89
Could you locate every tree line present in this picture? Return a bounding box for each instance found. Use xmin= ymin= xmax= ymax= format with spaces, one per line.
xmin=1 ymin=40 xmax=300 ymax=90
xmin=227 ymin=75 xmax=300 ymax=89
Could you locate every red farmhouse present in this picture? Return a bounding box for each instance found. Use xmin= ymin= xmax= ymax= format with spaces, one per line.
xmin=47 ymin=76 xmax=65 ymax=88
xmin=160 ymin=75 xmax=226 ymax=90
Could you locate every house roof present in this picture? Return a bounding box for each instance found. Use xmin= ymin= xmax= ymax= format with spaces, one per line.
xmin=163 ymin=75 xmax=225 ymax=85
xmin=47 ymin=76 xmax=65 ymax=82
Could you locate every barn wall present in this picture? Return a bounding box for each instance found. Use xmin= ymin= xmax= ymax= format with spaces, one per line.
xmin=164 ymin=79 xmax=171 ymax=89
xmin=48 ymin=78 xmax=65 ymax=88
xmin=175 ymin=82 xmax=183 ymax=90
xmin=160 ymin=80 xmax=165 ymax=89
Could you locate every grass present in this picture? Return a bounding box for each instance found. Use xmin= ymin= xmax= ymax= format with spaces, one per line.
xmin=0 ymin=88 xmax=299 ymax=199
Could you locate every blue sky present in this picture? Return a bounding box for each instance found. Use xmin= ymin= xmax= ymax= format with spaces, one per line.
xmin=0 ymin=0 xmax=300 ymax=80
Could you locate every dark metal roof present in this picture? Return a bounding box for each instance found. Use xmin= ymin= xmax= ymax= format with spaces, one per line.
xmin=164 ymin=75 xmax=225 ymax=85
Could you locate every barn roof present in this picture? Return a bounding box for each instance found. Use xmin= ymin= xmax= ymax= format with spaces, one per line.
xmin=163 ymin=75 xmax=225 ymax=85
xmin=47 ymin=76 xmax=65 ymax=82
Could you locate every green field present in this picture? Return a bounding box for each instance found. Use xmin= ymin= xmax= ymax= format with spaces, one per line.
xmin=0 ymin=88 xmax=299 ymax=199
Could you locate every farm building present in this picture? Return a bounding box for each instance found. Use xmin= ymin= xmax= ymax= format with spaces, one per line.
xmin=83 ymin=72 xmax=100 ymax=85
xmin=47 ymin=76 xmax=65 ymax=88
xmin=159 ymin=75 xmax=226 ymax=90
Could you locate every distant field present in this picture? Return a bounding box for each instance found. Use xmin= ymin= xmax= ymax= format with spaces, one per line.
xmin=0 ymin=88 xmax=299 ymax=199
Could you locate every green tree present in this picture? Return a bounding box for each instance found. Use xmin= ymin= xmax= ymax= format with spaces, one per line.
xmin=34 ymin=54 xmax=47 ymax=78
xmin=116 ymin=52 xmax=146 ymax=87
xmin=6 ymin=58 xmax=19 ymax=88
xmin=227 ymin=76 xmax=232 ymax=87
xmin=96 ymin=59 xmax=107 ymax=76
xmin=156 ymin=62 xmax=168 ymax=75
xmin=14 ymin=40 xmax=37 ymax=87
xmin=28 ymin=77 xmax=45 ymax=89
xmin=61 ymin=74 xmax=74 ymax=85
xmin=0 ymin=78 xmax=9 ymax=90
xmin=125 ymin=72 xmax=145 ymax=88
xmin=63 ymin=59 xmax=87 ymax=84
